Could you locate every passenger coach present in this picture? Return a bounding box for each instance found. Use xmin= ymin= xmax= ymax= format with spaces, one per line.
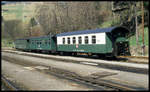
xmin=14 ymin=38 xmax=29 ymax=50
xmin=56 ymin=26 xmax=130 ymax=57
xmin=14 ymin=26 xmax=131 ymax=57
xmin=14 ymin=35 xmax=57 ymax=53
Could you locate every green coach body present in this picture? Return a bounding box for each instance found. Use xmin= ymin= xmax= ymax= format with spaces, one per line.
xmin=56 ymin=33 xmax=112 ymax=54
xmin=14 ymin=39 xmax=29 ymax=50
xmin=28 ymin=35 xmax=57 ymax=52
xmin=56 ymin=26 xmax=130 ymax=56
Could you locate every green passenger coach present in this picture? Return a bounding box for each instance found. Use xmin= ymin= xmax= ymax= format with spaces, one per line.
xmin=56 ymin=26 xmax=130 ymax=57
xmin=14 ymin=35 xmax=57 ymax=53
xmin=28 ymin=35 xmax=57 ymax=53
xmin=14 ymin=26 xmax=130 ymax=57
xmin=14 ymin=38 xmax=29 ymax=50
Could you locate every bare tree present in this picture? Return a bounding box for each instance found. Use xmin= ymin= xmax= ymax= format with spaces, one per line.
xmin=35 ymin=2 xmax=112 ymax=34
xmin=2 ymin=19 xmax=24 ymax=40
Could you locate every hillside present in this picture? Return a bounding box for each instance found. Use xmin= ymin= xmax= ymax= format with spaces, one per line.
xmin=2 ymin=2 xmax=39 ymax=23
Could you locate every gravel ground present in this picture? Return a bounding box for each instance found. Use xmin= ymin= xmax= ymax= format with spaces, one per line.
xmin=3 ymin=50 xmax=148 ymax=69
xmin=2 ymin=60 xmax=95 ymax=90
xmin=2 ymin=52 xmax=149 ymax=90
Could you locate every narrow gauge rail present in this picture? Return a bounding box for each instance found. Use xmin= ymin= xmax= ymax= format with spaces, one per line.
xmin=118 ymin=56 xmax=148 ymax=59
xmin=2 ymin=50 xmax=148 ymax=74
xmin=38 ymin=66 xmax=136 ymax=91
xmin=3 ymin=49 xmax=148 ymax=63
xmin=2 ymin=75 xmax=18 ymax=90
xmin=2 ymin=55 xmax=139 ymax=91
xmin=117 ymin=55 xmax=148 ymax=64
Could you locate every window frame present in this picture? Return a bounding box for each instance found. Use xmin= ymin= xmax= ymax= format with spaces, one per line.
xmin=92 ymin=35 xmax=96 ymax=44
xmin=85 ymin=36 xmax=88 ymax=44
xmin=78 ymin=36 xmax=82 ymax=44
xmin=49 ymin=39 xmax=51 ymax=44
xmin=67 ymin=37 xmax=70 ymax=44
xmin=72 ymin=37 xmax=76 ymax=44
xmin=63 ymin=38 xmax=65 ymax=44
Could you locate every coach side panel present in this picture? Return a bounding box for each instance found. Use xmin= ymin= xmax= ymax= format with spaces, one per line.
xmin=56 ymin=33 xmax=108 ymax=54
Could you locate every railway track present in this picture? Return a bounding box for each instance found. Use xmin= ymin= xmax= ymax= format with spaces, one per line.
xmin=2 ymin=50 xmax=148 ymax=74
xmin=2 ymin=49 xmax=148 ymax=64
xmin=117 ymin=55 xmax=148 ymax=64
xmin=37 ymin=66 xmax=137 ymax=91
xmin=2 ymin=55 xmax=141 ymax=91
xmin=118 ymin=56 xmax=148 ymax=59
xmin=2 ymin=75 xmax=18 ymax=90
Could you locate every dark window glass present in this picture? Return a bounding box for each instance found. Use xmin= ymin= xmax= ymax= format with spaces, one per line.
xmin=67 ymin=37 xmax=70 ymax=44
xmin=78 ymin=37 xmax=82 ymax=44
xmin=37 ymin=40 xmax=39 ymax=44
xmin=38 ymin=41 xmax=41 ymax=44
xmin=92 ymin=36 xmax=96 ymax=44
xmin=73 ymin=37 xmax=76 ymax=44
xmin=85 ymin=36 xmax=88 ymax=44
xmin=63 ymin=38 xmax=65 ymax=44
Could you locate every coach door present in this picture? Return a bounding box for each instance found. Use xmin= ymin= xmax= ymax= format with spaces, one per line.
xmin=51 ymin=36 xmax=57 ymax=53
xmin=26 ymin=39 xmax=30 ymax=50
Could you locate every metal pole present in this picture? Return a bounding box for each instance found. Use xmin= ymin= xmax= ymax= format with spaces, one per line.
xmin=112 ymin=2 xmax=115 ymax=24
xmin=141 ymin=1 xmax=145 ymax=56
xmin=135 ymin=3 xmax=138 ymax=47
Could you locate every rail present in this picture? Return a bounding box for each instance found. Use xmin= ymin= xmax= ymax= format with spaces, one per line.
xmin=2 ymin=52 xmax=145 ymax=90
xmin=118 ymin=56 xmax=148 ymax=59
xmin=2 ymin=75 xmax=18 ymax=90
xmin=37 ymin=66 xmax=137 ymax=91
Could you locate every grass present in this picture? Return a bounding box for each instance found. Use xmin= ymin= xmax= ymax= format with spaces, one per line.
xmin=99 ymin=19 xmax=120 ymax=28
xmin=99 ymin=20 xmax=113 ymax=28
xmin=2 ymin=39 xmax=14 ymax=47
xmin=129 ymin=27 xmax=149 ymax=46
xmin=2 ymin=3 xmax=35 ymax=22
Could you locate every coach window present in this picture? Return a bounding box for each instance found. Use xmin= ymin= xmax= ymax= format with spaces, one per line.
xmin=37 ymin=41 xmax=39 ymax=44
xmin=78 ymin=36 xmax=82 ymax=44
xmin=73 ymin=37 xmax=76 ymax=44
xmin=92 ymin=36 xmax=96 ymax=44
xmin=85 ymin=36 xmax=88 ymax=44
xmin=67 ymin=37 xmax=70 ymax=44
xmin=39 ymin=40 xmax=41 ymax=45
xmin=63 ymin=38 xmax=65 ymax=44
xmin=37 ymin=40 xmax=39 ymax=45
xmin=32 ymin=40 xmax=34 ymax=44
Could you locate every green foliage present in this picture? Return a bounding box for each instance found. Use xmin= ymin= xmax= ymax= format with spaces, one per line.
xmin=2 ymin=39 xmax=14 ymax=47
xmin=99 ymin=19 xmax=119 ymax=28
xmin=129 ymin=27 xmax=149 ymax=46
xmin=144 ymin=1 xmax=149 ymax=10
xmin=2 ymin=4 xmax=35 ymax=23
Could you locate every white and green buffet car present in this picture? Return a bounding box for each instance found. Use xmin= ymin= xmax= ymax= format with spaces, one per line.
xmin=56 ymin=26 xmax=131 ymax=57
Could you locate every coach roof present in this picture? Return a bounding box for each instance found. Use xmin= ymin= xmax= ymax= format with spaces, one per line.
xmin=15 ymin=35 xmax=53 ymax=40
xmin=56 ymin=26 xmax=129 ymax=37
